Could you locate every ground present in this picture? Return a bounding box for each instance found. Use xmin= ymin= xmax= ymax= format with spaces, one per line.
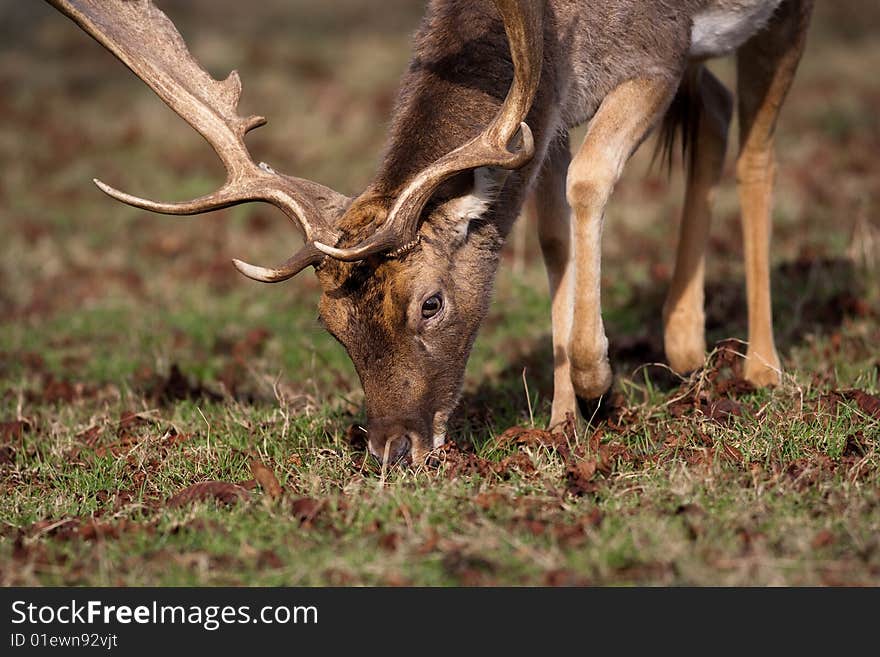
xmin=0 ymin=1 xmax=878 ymax=586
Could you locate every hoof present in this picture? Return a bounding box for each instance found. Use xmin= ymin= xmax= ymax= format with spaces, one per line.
xmin=744 ymin=352 xmax=781 ymax=387
xmin=570 ymin=359 xmax=613 ymax=425
xmin=576 ymin=393 xmax=616 ymax=425
xmin=664 ymin=310 xmax=706 ymax=374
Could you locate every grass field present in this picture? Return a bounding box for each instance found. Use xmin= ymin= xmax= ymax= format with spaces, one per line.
xmin=1 ymin=0 xmax=878 ymax=586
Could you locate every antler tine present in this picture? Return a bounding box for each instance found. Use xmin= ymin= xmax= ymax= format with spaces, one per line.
xmin=48 ymin=0 xmax=345 ymax=279
xmin=93 ymin=178 xmax=246 ymax=216
xmin=232 ymin=243 xmax=326 ymax=284
xmin=314 ymin=0 xmax=543 ymax=262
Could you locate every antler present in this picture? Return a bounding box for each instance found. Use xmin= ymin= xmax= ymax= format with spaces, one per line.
xmin=314 ymin=0 xmax=543 ymax=261
xmin=47 ymin=0 xmax=345 ymax=283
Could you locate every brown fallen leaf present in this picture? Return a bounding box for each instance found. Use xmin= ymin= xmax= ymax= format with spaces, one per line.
xmin=811 ymin=530 xmax=835 ymax=549
xmin=167 ymin=481 xmax=251 ymax=508
xmin=498 ymin=452 xmax=537 ymax=476
xmin=94 ymin=436 xmax=139 ymax=458
xmin=708 ymin=398 xmax=743 ymax=423
xmin=77 ymin=519 xmax=137 ymax=541
xmin=844 ymin=390 xmax=880 ymax=420
xmin=27 ymin=517 xmax=80 ymax=540
xmin=474 ymin=491 xmax=507 ymax=510
xmin=257 ymin=549 xmax=284 ymax=569
xmin=290 ymin=497 xmax=323 ymax=525
xmin=496 ymin=425 xmax=571 ymax=460
xmin=0 ymin=420 xmax=30 ymax=443
xmin=597 ymin=442 xmax=630 ymax=475
xmin=819 ymin=389 xmax=880 ymax=422
xmin=383 ymin=572 xmax=413 ymax=587
xmin=572 ymin=458 xmax=597 ymax=480
xmin=0 ymin=445 xmax=15 ymax=465
xmin=76 ymin=425 xmax=103 ymax=445
xmin=416 ymin=529 xmax=440 ymax=555
xmin=566 ymin=458 xmax=599 ymax=496
xmin=842 ymin=433 xmax=869 ymax=457
xmin=378 ymin=532 xmax=401 ymax=552
xmin=717 ymin=442 xmax=744 ymax=463
xmin=543 ymin=568 xmax=591 ymax=587
xmin=588 ymin=429 xmax=603 ymax=453
xmin=117 ymin=410 xmax=151 ymax=437
xmin=250 ymin=459 xmax=284 ymax=500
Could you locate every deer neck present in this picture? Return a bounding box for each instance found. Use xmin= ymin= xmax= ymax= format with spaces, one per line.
xmin=360 ymin=2 xmax=557 ymax=245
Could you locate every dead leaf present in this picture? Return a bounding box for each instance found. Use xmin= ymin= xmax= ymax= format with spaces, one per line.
xmin=498 ymin=452 xmax=537 ymax=476
xmin=416 ymin=529 xmax=440 ymax=555
xmin=717 ymin=442 xmax=744 ymax=463
xmin=844 ymin=390 xmax=880 ymax=420
xmin=76 ymin=425 xmax=103 ymax=445
xmin=0 ymin=445 xmax=15 ymax=465
xmin=378 ymin=532 xmax=401 ymax=552
xmin=811 ymin=530 xmax=835 ymax=549
xmin=573 ymin=459 xmax=597 ymax=480
xmin=0 ymin=420 xmax=29 ymax=443
xmin=290 ymin=497 xmax=323 ymax=525
xmin=496 ymin=425 xmax=571 ymax=460
xmin=474 ymin=492 xmax=506 ymax=510
xmin=94 ymin=436 xmax=139 ymax=457
xmin=543 ymin=569 xmax=591 ymax=587
xmin=167 ymin=481 xmax=251 ymax=508
xmin=566 ymin=458 xmax=599 ymax=496
xmin=250 ymin=459 xmax=284 ymax=500
xmin=117 ymin=411 xmax=151 ymax=436
xmin=708 ymin=398 xmax=743 ymax=423
xmin=257 ymin=549 xmax=284 ymax=569
xmin=597 ymin=442 xmax=630 ymax=475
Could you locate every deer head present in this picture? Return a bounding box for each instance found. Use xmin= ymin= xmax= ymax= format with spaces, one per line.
xmin=47 ymin=0 xmax=543 ymax=464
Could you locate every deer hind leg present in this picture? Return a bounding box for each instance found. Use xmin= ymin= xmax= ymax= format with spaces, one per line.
xmin=735 ymin=0 xmax=813 ymax=386
xmin=530 ymin=135 xmax=576 ymax=429
xmin=663 ymin=66 xmax=733 ymax=374
xmin=566 ymin=78 xmax=676 ymax=406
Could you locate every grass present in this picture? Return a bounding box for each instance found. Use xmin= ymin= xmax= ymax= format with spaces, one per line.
xmin=0 ymin=0 xmax=879 ymax=586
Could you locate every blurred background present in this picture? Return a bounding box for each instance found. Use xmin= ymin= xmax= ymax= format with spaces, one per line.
xmin=1 ymin=0 xmax=878 ymax=412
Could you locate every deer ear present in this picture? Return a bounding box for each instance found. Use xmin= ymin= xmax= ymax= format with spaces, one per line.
xmin=445 ymin=167 xmax=508 ymax=228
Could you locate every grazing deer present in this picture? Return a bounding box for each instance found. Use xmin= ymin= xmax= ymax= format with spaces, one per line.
xmin=47 ymin=0 xmax=813 ymax=464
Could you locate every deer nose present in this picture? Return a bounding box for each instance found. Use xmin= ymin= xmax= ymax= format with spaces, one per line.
xmin=366 ymin=421 xmax=418 ymax=464
xmin=368 ymin=433 xmax=412 ymax=464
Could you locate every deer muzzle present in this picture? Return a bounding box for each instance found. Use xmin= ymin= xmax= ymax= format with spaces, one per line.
xmin=366 ymin=417 xmax=432 ymax=465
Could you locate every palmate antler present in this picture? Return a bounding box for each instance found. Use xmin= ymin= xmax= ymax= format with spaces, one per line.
xmin=314 ymin=0 xmax=544 ymax=261
xmin=48 ymin=0 xmax=542 ymax=275
xmin=47 ymin=0 xmax=345 ymax=282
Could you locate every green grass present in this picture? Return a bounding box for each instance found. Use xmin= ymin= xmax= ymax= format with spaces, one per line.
xmin=1 ymin=0 xmax=879 ymax=586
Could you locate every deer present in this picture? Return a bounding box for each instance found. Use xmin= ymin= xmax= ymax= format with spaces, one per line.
xmin=46 ymin=0 xmax=814 ymax=465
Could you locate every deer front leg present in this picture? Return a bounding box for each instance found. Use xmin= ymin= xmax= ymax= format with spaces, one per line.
xmin=566 ymin=78 xmax=676 ymax=408
xmin=663 ymin=66 xmax=732 ymax=373
xmin=530 ymin=136 xmax=576 ymax=429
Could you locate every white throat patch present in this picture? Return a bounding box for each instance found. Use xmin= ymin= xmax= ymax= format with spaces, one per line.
xmin=445 ymin=167 xmax=506 ymax=234
xmin=690 ymin=0 xmax=783 ymax=59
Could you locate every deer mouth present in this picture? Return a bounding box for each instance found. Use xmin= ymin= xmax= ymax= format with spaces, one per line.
xmin=368 ymin=433 xmax=414 ymax=465
xmin=364 ymin=408 xmax=456 ymax=466
xmin=365 ymin=418 xmax=431 ymax=466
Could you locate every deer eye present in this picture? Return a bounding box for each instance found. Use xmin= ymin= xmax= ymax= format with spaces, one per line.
xmin=421 ymin=294 xmax=443 ymax=319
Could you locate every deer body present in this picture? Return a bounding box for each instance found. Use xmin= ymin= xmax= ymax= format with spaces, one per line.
xmin=47 ymin=0 xmax=814 ymax=464
xmin=362 ymin=0 xmax=812 ymax=436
